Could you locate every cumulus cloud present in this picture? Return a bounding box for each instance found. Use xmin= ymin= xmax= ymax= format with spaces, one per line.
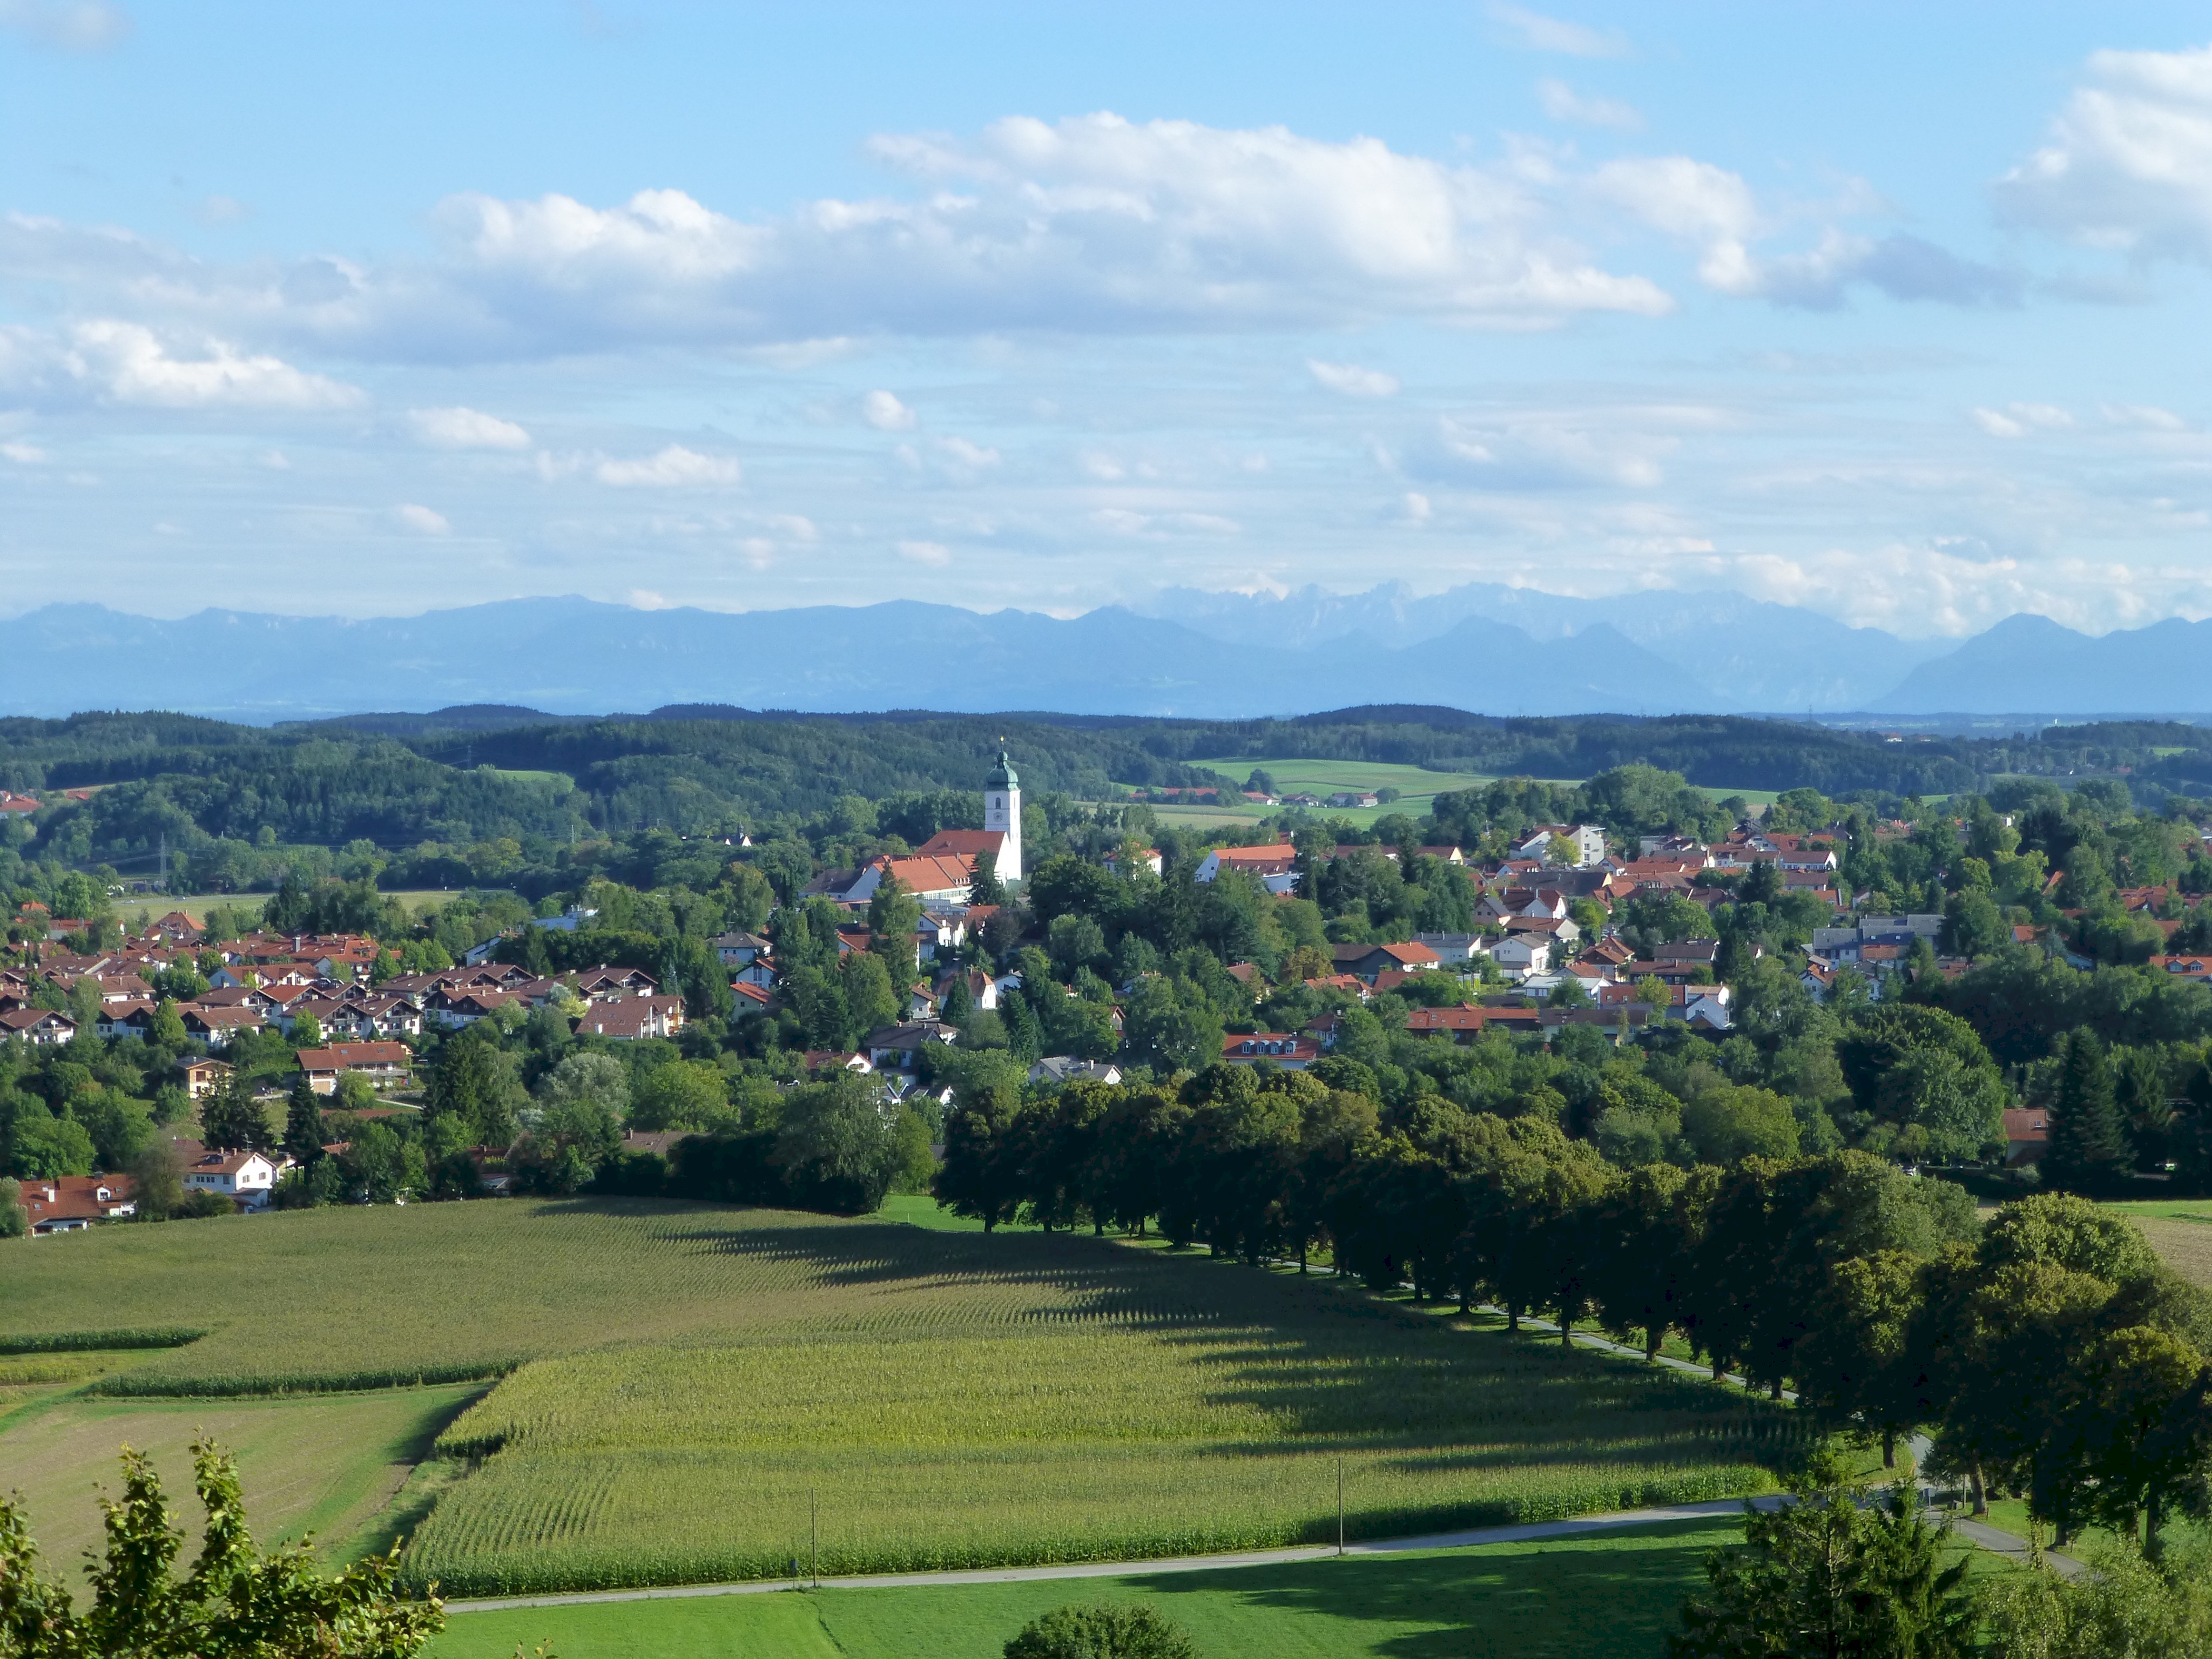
xmin=1998 ymin=43 xmax=2212 ymax=261
xmin=861 ymin=388 xmax=916 ymax=429
xmin=0 ymin=320 xmax=365 ymax=410
xmin=1308 ymin=359 xmax=1400 ymax=397
xmin=0 ymin=0 xmax=130 ymax=50
xmin=898 ymin=538 xmax=952 ymax=565
xmin=1 ymin=440 xmax=46 ymax=464
xmin=1537 ymin=78 xmax=1642 ymax=130
xmin=594 ymin=444 xmax=743 ymax=487
xmin=1489 ymin=3 xmax=1628 ymax=58
xmin=408 ymin=405 xmax=531 ymax=449
xmin=392 ymin=503 xmax=450 ymax=535
xmin=1588 ymin=157 xmax=2018 ymax=307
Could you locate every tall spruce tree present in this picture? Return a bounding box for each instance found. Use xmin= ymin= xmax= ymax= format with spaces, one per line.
xmin=282 ymin=1073 xmax=326 ymax=1166
xmin=2042 ymin=1029 xmax=2132 ymax=1195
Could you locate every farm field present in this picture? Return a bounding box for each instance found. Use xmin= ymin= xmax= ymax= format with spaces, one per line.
xmin=2106 ymin=1199 xmax=2212 ymax=1287
xmin=0 ymin=1382 xmax=480 ymax=1572
xmin=432 ymin=1518 xmax=1746 ymax=1659
xmin=0 ymin=1201 xmax=1785 ymax=1597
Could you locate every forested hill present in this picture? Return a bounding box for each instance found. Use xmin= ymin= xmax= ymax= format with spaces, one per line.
xmin=5 ymin=706 xmax=2212 ymax=889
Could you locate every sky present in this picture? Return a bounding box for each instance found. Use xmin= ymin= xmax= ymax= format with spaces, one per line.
xmin=1 ymin=2 xmax=2209 ymax=638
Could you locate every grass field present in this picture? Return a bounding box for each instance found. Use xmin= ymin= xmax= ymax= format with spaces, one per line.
xmin=433 ymin=1518 xmax=1747 ymax=1659
xmin=1 ymin=1202 xmax=1785 ymax=1597
xmin=0 ymin=1382 xmax=480 ymax=1572
xmin=2106 ymin=1199 xmax=2212 ymax=1288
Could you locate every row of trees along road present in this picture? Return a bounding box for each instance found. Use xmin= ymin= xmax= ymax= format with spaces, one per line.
xmin=938 ymin=1062 xmax=2212 ymax=1551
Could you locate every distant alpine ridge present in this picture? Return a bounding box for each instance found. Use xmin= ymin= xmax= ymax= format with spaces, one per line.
xmin=0 ymin=589 xmax=2200 ymax=723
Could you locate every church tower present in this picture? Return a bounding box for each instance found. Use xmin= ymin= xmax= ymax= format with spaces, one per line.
xmin=984 ymin=748 xmax=1022 ymax=886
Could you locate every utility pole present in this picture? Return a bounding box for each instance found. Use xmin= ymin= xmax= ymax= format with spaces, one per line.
xmin=811 ymin=1488 xmax=819 ymax=1587
xmin=1337 ymin=1456 xmax=1345 ymax=1557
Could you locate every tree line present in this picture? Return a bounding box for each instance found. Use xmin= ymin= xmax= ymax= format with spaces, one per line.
xmin=932 ymin=1061 xmax=2212 ymax=1550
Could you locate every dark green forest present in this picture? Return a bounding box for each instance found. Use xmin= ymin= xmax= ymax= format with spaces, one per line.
xmin=5 ymin=705 xmax=2212 ymax=898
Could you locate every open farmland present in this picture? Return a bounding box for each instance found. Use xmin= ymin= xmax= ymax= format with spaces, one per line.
xmin=2 ymin=1201 xmax=1786 ymax=1596
xmin=2107 ymin=1200 xmax=2212 ymax=1288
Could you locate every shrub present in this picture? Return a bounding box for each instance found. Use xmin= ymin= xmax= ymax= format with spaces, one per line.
xmin=1005 ymin=1602 xmax=1196 ymax=1659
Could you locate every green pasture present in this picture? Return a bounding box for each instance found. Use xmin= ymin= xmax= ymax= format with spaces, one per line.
xmin=0 ymin=1202 xmax=1784 ymax=1598
xmin=0 ymin=1374 xmax=479 ymax=1572
xmin=2104 ymin=1201 xmax=2212 ymax=1288
xmin=433 ymin=1518 xmax=1746 ymax=1659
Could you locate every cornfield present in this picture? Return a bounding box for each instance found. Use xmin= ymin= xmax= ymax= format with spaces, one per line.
xmin=4 ymin=1201 xmax=1791 ymax=1593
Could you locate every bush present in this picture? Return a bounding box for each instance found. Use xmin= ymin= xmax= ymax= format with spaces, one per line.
xmin=1004 ymin=1603 xmax=1196 ymax=1659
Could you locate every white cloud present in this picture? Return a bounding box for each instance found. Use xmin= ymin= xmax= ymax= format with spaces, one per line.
xmin=1489 ymin=3 xmax=1628 ymax=58
xmin=1 ymin=440 xmax=46 ymax=464
xmin=1537 ymin=78 xmax=1642 ymax=130
xmin=629 ymin=588 xmax=673 ymax=609
xmin=393 ymin=503 xmax=450 ymax=535
xmin=0 ymin=0 xmax=129 ymax=50
xmin=861 ymin=389 xmax=916 ymax=430
xmin=0 ymin=320 xmax=365 ymax=410
xmin=409 ymin=405 xmax=531 ymax=449
xmin=1589 ymin=157 xmax=2018 ymax=307
xmin=1998 ymin=43 xmax=2212 ymax=261
xmin=898 ymin=538 xmax=952 ymax=565
xmin=2102 ymin=403 xmax=2189 ymax=431
xmin=1972 ymin=402 xmax=2073 ymax=438
xmin=1425 ymin=414 xmax=1673 ymax=488
xmin=594 ymin=444 xmax=743 ymax=487
xmin=1401 ymin=491 xmax=1433 ymax=525
xmin=934 ymin=435 xmax=1000 ymax=470
xmin=1307 ymin=359 xmax=1400 ymax=397
xmin=1080 ymin=450 xmax=1125 ymax=481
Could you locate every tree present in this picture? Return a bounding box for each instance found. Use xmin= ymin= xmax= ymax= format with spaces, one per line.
xmin=199 ymin=1071 xmax=271 ymax=1154
xmin=282 ymin=1073 xmax=326 ymax=1166
xmin=867 ymin=873 xmax=923 ymax=979
xmin=1003 ymin=1601 xmax=1196 ymax=1659
xmin=1120 ymin=975 xmax=1225 ymax=1075
xmin=1980 ymin=1534 xmax=2212 ymax=1657
xmin=936 ymin=1088 xmax=1028 ymax=1232
xmin=0 ymin=1176 xmax=23 ymax=1238
xmin=1668 ymin=1482 xmax=1975 ymax=1659
xmin=773 ymin=1072 xmax=902 ymax=1213
xmin=631 ymin=1060 xmax=732 ymax=1131
xmin=2044 ymin=1029 xmax=2133 ymax=1195
xmin=0 ymin=1438 xmax=444 ymax=1659
xmin=1681 ymin=1085 xmax=1800 ymax=1164
xmin=968 ymin=848 xmax=1006 ymax=908
xmin=1796 ymin=1250 xmax=1927 ymax=1469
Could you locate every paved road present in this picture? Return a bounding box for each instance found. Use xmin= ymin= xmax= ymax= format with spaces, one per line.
xmin=441 ymin=1498 xmax=1785 ymax=1613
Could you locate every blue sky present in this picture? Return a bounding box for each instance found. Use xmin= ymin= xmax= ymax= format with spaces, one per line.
xmin=2 ymin=1 xmax=2209 ymax=637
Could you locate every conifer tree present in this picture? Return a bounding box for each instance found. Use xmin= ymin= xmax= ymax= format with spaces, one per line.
xmin=283 ymin=1072 xmax=326 ymax=1166
xmin=2043 ymin=1029 xmax=2132 ymax=1195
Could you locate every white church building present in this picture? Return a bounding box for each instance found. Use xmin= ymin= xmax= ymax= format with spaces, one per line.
xmin=840 ymin=748 xmax=1024 ymax=907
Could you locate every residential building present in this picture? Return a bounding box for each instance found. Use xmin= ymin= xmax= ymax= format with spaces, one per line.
xmin=1029 ymin=1057 xmax=1124 ymax=1086
xmin=296 ymin=1042 xmax=412 ymax=1094
xmin=182 ymin=1058 xmax=233 ymax=1100
xmin=17 ymin=1175 xmax=137 ymax=1233
xmin=574 ymin=995 xmax=687 ymax=1041
xmin=185 ymin=1148 xmax=283 ymax=1211
xmin=1330 ymin=941 xmax=1441 ymax=982
xmin=865 ymin=1020 xmax=958 ymax=1071
xmin=0 ymin=1009 xmax=77 ymax=1046
xmin=1220 ymin=1033 xmax=1321 ymax=1069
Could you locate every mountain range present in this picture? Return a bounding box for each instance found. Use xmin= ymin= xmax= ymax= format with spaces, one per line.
xmin=0 ymin=589 xmax=2203 ymax=723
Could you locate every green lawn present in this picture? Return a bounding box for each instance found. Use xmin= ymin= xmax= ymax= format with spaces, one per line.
xmin=433 ymin=1519 xmax=1743 ymax=1659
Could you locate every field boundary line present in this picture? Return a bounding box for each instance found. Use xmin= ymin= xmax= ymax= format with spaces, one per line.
xmin=440 ymin=1500 xmax=1773 ymax=1613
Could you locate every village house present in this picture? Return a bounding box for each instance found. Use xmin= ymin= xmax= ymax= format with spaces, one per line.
xmin=0 ymin=1008 xmax=76 ymax=1045
xmin=1193 ymin=841 xmax=1301 ymax=893
xmin=182 ymin=1057 xmax=233 ymax=1100
xmin=296 ymin=1041 xmax=412 ymax=1094
xmin=1330 ymin=941 xmax=1441 ymax=982
xmin=185 ymin=1147 xmax=284 ymax=1211
xmin=16 ymin=1175 xmax=137 ymax=1233
xmin=1220 ymin=1033 xmax=1321 ymax=1069
xmin=574 ymin=994 xmax=687 ymax=1041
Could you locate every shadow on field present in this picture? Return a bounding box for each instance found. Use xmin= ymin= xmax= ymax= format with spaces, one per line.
xmin=552 ymin=1202 xmax=1785 ymax=1479
xmin=1122 ymin=1519 xmax=1725 ymax=1658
